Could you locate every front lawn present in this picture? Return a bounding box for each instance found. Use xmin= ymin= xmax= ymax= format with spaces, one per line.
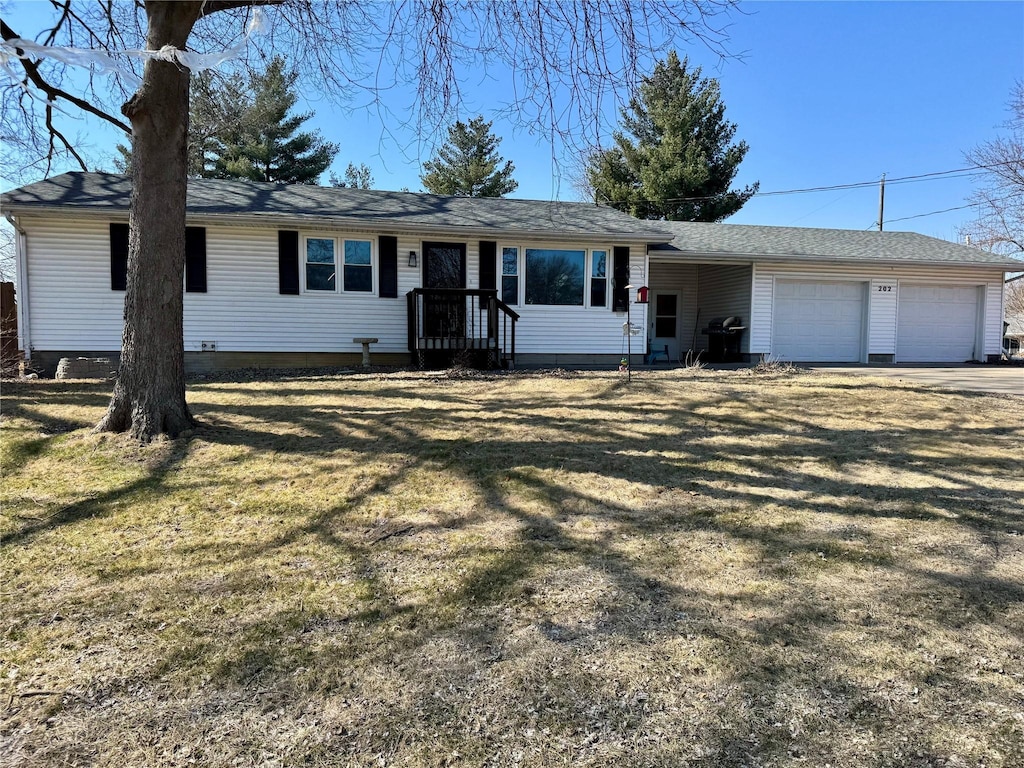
xmin=1 ymin=369 xmax=1022 ymax=767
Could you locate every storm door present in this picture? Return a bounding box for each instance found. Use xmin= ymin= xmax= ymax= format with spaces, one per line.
xmin=650 ymin=291 xmax=681 ymax=362
xmin=422 ymin=242 xmax=467 ymax=339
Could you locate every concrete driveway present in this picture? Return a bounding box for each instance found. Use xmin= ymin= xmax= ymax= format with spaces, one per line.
xmin=806 ymin=364 xmax=1024 ymax=396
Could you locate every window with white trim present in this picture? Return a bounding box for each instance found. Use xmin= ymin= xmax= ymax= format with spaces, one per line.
xmin=305 ymin=237 xmax=336 ymax=291
xmin=590 ymin=250 xmax=607 ymax=307
xmin=302 ymin=235 xmax=375 ymax=294
xmin=343 ymin=240 xmax=373 ymax=292
xmin=501 ymin=246 xmax=519 ymax=306
xmin=500 ymin=246 xmax=609 ymax=307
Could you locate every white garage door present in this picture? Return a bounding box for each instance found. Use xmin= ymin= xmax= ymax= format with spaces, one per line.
xmin=773 ymin=280 xmax=865 ymax=362
xmin=897 ymin=284 xmax=979 ymax=363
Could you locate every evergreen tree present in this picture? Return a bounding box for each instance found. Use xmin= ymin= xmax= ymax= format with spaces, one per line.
xmin=188 ymin=69 xmax=249 ymax=178
xmin=210 ymin=57 xmax=338 ymax=184
xmin=113 ymin=61 xmax=336 ymax=184
xmin=586 ymin=51 xmax=758 ymax=222
xmin=420 ymin=116 xmax=518 ymax=197
xmin=329 ymin=162 xmax=375 ymax=189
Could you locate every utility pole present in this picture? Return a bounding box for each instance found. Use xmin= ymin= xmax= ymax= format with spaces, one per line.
xmin=877 ymin=173 xmax=886 ymax=231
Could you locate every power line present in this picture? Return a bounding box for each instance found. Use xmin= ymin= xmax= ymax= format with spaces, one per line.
xmin=596 ymin=160 xmax=1015 ymax=207
xmin=882 ymin=203 xmax=979 ymax=225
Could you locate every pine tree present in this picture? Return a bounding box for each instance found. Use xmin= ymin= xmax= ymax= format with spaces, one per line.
xmin=420 ymin=116 xmax=518 ymax=197
xmin=114 ymin=61 xmax=336 ymax=184
xmin=329 ymin=162 xmax=374 ymax=189
xmin=208 ymin=57 xmax=338 ymax=185
xmin=586 ymin=51 xmax=758 ymax=222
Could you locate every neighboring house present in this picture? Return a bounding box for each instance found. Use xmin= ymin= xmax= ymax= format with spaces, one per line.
xmin=1004 ymin=275 xmax=1024 ymax=358
xmin=2 ymin=172 xmax=1022 ymax=373
xmin=1006 ymin=317 xmax=1024 ymax=358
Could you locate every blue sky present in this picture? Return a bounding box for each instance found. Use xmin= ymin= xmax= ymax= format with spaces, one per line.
xmin=3 ymin=1 xmax=1023 ymax=242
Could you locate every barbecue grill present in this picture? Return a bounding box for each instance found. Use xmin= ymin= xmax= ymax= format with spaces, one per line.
xmin=701 ymin=316 xmax=746 ymax=362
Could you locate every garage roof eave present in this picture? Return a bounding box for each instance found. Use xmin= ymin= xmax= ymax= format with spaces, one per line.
xmin=648 ymin=247 xmax=1024 ymax=271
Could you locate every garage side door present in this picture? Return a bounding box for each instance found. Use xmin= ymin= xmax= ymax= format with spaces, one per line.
xmin=897 ymin=284 xmax=978 ymax=363
xmin=773 ymin=280 xmax=865 ymax=362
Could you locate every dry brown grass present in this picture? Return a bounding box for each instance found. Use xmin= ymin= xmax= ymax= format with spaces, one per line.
xmin=1 ymin=368 xmax=1022 ymax=767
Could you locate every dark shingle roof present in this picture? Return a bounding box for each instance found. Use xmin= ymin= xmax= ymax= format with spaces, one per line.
xmin=650 ymin=220 xmax=1023 ymax=268
xmin=6 ymin=172 xmax=1022 ymax=269
xmin=0 ymin=171 xmax=673 ymax=242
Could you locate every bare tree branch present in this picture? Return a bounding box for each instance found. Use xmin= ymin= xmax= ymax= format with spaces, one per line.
xmin=961 ymin=80 xmax=1024 ymax=256
xmin=1 ymin=19 xmax=131 ymax=133
xmin=44 ymin=101 xmax=88 ymax=172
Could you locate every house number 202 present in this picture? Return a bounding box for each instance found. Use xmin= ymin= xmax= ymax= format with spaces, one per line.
xmin=877 ymin=285 xmax=893 ymax=292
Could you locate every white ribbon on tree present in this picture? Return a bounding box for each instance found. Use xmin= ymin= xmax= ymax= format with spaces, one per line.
xmin=0 ymin=8 xmax=266 ymax=99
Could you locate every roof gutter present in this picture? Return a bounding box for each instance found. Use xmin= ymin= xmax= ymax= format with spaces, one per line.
xmin=0 ymin=204 xmax=673 ymax=245
xmin=649 ymin=248 xmax=1024 ymax=271
xmin=4 ymin=212 xmax=30 ymax=361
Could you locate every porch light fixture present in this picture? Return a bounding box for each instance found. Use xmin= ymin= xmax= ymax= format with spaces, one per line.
xmin=408 ymin=250 xmax=418 ymax=268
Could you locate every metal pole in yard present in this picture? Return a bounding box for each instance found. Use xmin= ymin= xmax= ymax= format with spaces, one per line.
xmin=625 ymin=284 xmax=634 ymax=383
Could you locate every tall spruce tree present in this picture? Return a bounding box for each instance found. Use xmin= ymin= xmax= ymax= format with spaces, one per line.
xmin=114 ymin=60 xmax=336 ymax=184
xmin=210 ymin=57 xmax=338 ymax=184
xmin=113 ymin=69 xmax=247 ymax=177
xmin=420 ymin=116 xmax=518 ymax=197
xmin=586 ymin=51 xmax=758 ymax=221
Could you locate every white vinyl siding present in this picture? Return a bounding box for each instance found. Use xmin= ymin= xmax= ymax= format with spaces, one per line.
xmin=750 ymin=267 xmax=774 ymax=355
xmin=897 ymin=284 xmax=980 ymax=362
xmin=24 ymin=218 xmax=125 ymax=350
xmin=869 ymin=279 xmax=898 ymax=355
xmin=752 ymin=262 xmax=1007 ymax=362
xmin=774 ymin=280 xmax=866 ymax=362
xmin=648 ymin=262 xmax=698 ymax=350
xmin=694 ymin=264 xmax=752 ymax=354
xmin=22 ymin=218 xmax=415 ymax=355
xmin=647 ymin=261 xmax=751 ymax=354
xmin=20 ymin=216 xmax=644 ymax=358
xmin=984 ymin=282 xmax=1003 ymax=356
xmin=513 ymin=244 xmax=647 ymax=354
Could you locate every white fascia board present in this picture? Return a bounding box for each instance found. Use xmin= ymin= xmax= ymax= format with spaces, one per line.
xmin=5 ymin=205 xmax=669 ymax=245
xmin=648 ymin=248 xmax=1024 ymax=271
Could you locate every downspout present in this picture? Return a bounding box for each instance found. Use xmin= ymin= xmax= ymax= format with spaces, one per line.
xmin=4 ymin=212 xmax=30 ymax=361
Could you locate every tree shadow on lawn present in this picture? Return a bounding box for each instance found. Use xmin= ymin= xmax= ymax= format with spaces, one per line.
xmin=8 ymin=376 xmax=1023 ymax=765
xmin=1 ymin=436 xmax=195 ymax=546
xmin=163 ymin=385 xmax=1020 ymax=747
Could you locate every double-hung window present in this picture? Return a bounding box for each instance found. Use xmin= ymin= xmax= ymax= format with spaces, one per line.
xmin=305 ymin=237 xmax=336 ymax=291
xmin=501 ymin=247 xmax=519 ymax=306
xmin=303 ymin=235 xmax=374 ymax=293
xmin=590 ymin=250 xmax=608 ymax=307
xmin=343 ymin=240 xmax=373 ymax=292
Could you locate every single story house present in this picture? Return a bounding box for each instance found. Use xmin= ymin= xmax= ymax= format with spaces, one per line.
xmin=2 ymin=172 xmax=1021 ymax=373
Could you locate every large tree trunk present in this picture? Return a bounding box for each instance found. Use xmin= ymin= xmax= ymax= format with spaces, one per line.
xmin=96 ymin=2 xmax=203 ymax=440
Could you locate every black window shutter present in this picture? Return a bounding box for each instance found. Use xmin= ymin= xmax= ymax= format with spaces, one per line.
xmin=185 ymin=226 xmax=207 ymax=293
xmin=110 ymin=222 xmax=128 ymax=291
xmin=379 ymin=235 xmax=398 ymax=298
xmin=479 ymin=240 xmax=497 ymax=290
xmin=278 ymin=230 xmax=300 ymax=295
xmin=612 ymin=246 xmax=630 ymax=311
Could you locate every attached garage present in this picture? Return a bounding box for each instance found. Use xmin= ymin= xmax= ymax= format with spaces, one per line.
xmin=897 ymin=284 xmax=980 ymax=363
xmin=773 ymin=280 xmax=865 ymax=362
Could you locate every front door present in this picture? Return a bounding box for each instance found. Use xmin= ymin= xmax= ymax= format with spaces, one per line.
xmin=650 ymin=291 xmax=681 ymax=362
xmin=422 ymin=242 xmax=467 ymax=338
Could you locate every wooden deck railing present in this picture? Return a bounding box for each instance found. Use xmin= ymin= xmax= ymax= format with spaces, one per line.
xmin=406 ymin=288 xmax=519 ymax=369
